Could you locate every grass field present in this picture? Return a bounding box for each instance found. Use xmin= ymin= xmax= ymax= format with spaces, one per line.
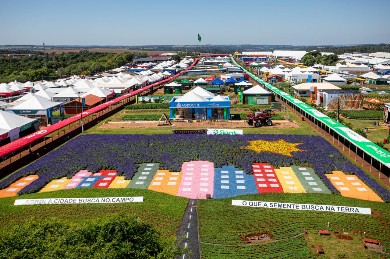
xmin=342 ymin=118 xmax=390 ymax=148
xmin=198 ymin=193 xmax=390 ymax=258
xmin=0 ymin=188 xmax=188 ymax=240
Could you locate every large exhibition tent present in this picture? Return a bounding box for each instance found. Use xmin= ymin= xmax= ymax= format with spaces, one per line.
xmin=7 ymin=95 xmax=63 ymax=126
xmin=169 ymin=87 xmax=230 ymax=120
xmin=0 ymin=110 xmax=39 ymax=145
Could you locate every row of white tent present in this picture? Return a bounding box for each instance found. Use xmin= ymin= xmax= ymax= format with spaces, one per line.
xmin=0 ymin=57 xmax=195 ymax=97
xmin=258 ymin=65 xmax=349 ymax=85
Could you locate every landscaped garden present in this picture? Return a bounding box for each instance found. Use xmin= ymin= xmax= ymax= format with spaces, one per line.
xmin=1 ymin=134 xmax=389 ymax=202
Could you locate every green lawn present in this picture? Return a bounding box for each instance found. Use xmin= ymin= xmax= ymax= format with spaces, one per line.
xmin=343 ymin=118 xmax=390 ymax=148
xmin=198 ymin=193 xmax=390 ymax=258
xmin=0 ymin=188 xmax=188 ymax=240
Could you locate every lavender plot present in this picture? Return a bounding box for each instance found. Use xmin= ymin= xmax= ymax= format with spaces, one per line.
xmin=0 ymin=134 xmax=388 ymax=201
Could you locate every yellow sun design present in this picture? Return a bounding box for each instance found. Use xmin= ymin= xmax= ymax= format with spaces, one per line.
xmin=242 ymin=139 xmax=302 ymax=156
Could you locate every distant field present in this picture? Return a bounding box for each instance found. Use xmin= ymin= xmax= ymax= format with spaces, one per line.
xmin=35 ymin=48 xmax=166 ymax=55
xmin=198 ymin=193 xmax=390 ymax=258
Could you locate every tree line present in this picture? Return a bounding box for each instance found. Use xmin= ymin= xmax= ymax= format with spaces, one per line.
xmin=0 ymin=50 xmax=141 ymax=83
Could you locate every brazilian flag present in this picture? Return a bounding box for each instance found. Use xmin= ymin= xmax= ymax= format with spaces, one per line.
xmin=198 ymin=33 xmax=201 ymax=43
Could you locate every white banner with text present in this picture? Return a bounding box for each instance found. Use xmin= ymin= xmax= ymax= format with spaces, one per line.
xmin=231 ymin=200 xmax=371 ymax=215
xmin=207 ymin=129 xmax=243 ymax=135
xmin=14 ymin=196 xmax=143 ymax=206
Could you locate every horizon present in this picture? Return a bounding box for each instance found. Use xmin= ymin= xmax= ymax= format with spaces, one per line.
xmin=1 ymin=0 xmax=390 ymax=46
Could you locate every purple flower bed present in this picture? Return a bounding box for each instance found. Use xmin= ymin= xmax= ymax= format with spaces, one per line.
xmin=1 ymin=134 xmax=389 ymax=201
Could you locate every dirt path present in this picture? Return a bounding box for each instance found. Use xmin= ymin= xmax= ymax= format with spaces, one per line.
xmin=98 ymin=120 xmax=299 ymax=130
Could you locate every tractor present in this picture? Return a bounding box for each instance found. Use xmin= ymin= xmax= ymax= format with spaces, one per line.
xmin=246 ymin=110 xmax=273 ymax=127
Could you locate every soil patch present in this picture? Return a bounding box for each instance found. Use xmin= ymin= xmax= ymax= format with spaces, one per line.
xmin=98 ymin=120 xmax=300 ymax=130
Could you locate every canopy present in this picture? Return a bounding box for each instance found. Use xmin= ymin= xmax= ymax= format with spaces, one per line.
xmin=84 ymin=87 xmax=115 ymax=98
xmin=225 ymin=77 xmax=237 ymax=83
xmin=235 ymin=81 xmax=252 ymax=86
xmin=53 ymin=87 xmax=80 ymax=98
xmin=165 ymin=82 xmax=182 ymax=87
xmin=8 ymin=95 xmax=62 ymax=111
xmin=0 ymin=110 xmax=37 ymax=130
xmin=205 ymin=76 xmax=215 ymax=82
xmin=211 ymin=78 xmax=225 ymax=85
xmin=194 ymin=78 xmax=208 ymax=84
xmin=243 ymin=85 xmax=271 ymax=95
xmin=323 ymin=74 xmax=347 ymax=82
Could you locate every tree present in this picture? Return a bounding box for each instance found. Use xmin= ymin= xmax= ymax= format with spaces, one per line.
xmin=301 ymin=52 xmax=318 ymax=66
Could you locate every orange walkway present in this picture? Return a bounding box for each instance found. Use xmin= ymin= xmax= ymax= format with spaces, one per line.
xmin=148 ymin=170 xmax=182 ymax=196
xmin=326 ymin=171 xmax=383 ymax=202
xmin=0 ymin=175 xmax=39 ymax=198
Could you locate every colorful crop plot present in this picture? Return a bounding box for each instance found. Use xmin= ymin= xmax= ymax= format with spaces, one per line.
xmin=40 ymin=177 xmax=71 ymax=193
xmin=326 ymin=171 xmax=383 ymax=202
xmin=252 ymin=163 xmax=283 ymax=193
xmin=290 ymin=166 xmax=331 ymax=194
xmin=274 ymin=167 xmax=306 ymax=193
xmin=213 ymin=166 xmax=257 ymax=199
xmin=93 ymin=170 xmax=118 ymax=177
xmin=93 ymin=176 xmax=116 ymax=188
xmin=177 ymin=161 xmax=214 ymax=199
xmin=92 ymin=170 xmax=117 ymax=188
xmin=77 ymin=176 xmax=103 ymax=189
xmin=0 ymin=175 xmax=39 ymax=198
xmin=148 ymin=170 xmax=182 ymax=196
xmin=63 ymin=170 xmax=93 ymax=190
xmin=127 ymin=163 xmax=159 ymax=189
xmin=108 ymin=176 xmax=130 ymax=188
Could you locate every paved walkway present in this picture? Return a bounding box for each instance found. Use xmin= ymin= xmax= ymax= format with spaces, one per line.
xmin=176 ymin=199 xmax=200 ymax=259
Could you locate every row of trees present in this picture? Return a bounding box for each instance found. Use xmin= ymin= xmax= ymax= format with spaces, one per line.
xmin=301 ymin=51 xmax=339 ymax=66
xmin=0 ymin=51 xmax=139 ymax=83
xmin=0 ymin=214 xmax=181 ymax=258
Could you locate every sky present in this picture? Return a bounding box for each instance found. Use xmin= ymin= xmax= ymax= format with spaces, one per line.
xmin=1 ymin=0 xmax=389 ymax=46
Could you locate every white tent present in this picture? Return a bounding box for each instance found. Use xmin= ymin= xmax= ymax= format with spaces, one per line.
xmin=9 ymin=95 xmax=62 ymax=111
xmin=73 ymin=79 xmax=95 ymax=89
xmin=0 ymin=110 xmax=38 ymax=141
xmin=243 ymin=85 xmax=271 ymax=95
xmin=194 ymin=78 xmax=208 ymax=85
xmin=235 ymin=81 xmax=252 ymax=86
xmin=323 ymin=74 xmax=347 ymax=86
xmin=0 ymin=110 xmax=37 ymax=130
xmin=189 ymin=86 xmax=215 ymax=98
xmin=175 ymin=91 xmax=206 ymax=102
xmin=32 ymin=83 xmax=47 ymax=91
xmin=165 ymin=82 xmax=182 ymax=87
xmin=84 ymin=87 xmax=114 ymax=98
xmin=53 ymin=87 xmax=80 ymax=99
xmin=35 ymin=89 xmax=56 ymax=100
xmin=360 ymin=72 xmax=380 ymax=79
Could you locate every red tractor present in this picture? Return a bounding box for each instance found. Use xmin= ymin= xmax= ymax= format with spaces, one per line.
xmin=246 ymin=110 xmax=273 ymax=127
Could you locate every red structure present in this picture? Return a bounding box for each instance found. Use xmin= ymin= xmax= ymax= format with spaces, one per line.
xmin=318 ymin=230 xmax=330 ymax=236
xmin=252 ymin=163 xmax=283 ymax=193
